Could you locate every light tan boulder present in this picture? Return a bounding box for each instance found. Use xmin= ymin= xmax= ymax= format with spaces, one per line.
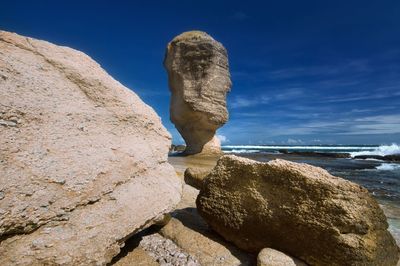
xmin=257 ymin=248 xmax=307 ymax=266
xmin=197 ymin=155 xmax=400 ymax=266
xmin=184 ymin=167 xmax=211 ymax=190
xmin=113 ymin=247 xmax=158 ymax=266
xmin=164 ymin=31 xmax=231 ymax=155
xmin=0 ymin=30 xmax=182 ymax=265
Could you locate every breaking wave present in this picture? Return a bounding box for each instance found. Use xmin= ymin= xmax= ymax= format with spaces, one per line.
xmin=350 ymin=144 xmax=400 ymax=157
xmin=376 ymin=163 xmax=400 ymax=171
xmin=223 ymin=145 xmax=375 ymax=151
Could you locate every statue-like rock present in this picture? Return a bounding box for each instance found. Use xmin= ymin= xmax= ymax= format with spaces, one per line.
xmin=0 ymin=30 xmax=182 ymax=265
xmin=196 ymin=155 xmax=400 ymax=266
xmin=164 ymin=31 xmax=231 ymax=155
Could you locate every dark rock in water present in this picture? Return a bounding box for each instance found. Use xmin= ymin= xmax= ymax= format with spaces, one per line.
xmin=384 ymin=154 xmax=400 ymax=162
xmin=354 ymin=154 xmax=400 ymax=162
xmin=197 ymin=155 xmax=400 ymax=266
xmin=288 ymin=151 xmax=350 ymax=158
xmin=354 ymin=155 xmax=385 ymax=160
xmin=279 ymin=150 xmax=350 ymax=158
xmin=164 ymin=31 xmax=231 ymax=155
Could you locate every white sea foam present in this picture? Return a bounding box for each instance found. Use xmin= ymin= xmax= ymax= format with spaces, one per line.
xmin=376 ymin=163 xmax=400 ymax=171
xmin=350 ymin=143 xmax=400 ymax=157
xmin=224 ymin=149 xmax=261 ymax=153
xmin=223 ymin=145 xmax=376 ymax=150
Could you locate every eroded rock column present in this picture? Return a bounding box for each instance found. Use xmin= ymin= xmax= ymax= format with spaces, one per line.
xmin=164 ymin=31 xmax=231 ymax=155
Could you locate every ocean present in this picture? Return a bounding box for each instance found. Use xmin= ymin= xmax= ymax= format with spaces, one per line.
xmin=222 ymin=144 xmax=400 ymax=245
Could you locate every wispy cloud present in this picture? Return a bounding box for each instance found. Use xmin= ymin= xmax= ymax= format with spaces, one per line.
xmin=230 ymin=95 xmax=270 ymax=108
xmin=265 ymin=59 xmax=372 ymax=80
xmin=275 ymin=87 xmax=303 ymax=100
xmin=321 ymin=91 xmax=400 ymax=103
xmin=286 ymin=138 xmax=303 ymax=144
xmin=230 ymin=88 xmax=304 ymax=109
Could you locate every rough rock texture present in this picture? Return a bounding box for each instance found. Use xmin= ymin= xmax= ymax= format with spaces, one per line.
xmin=164 ymin=31 xmax=231 ymax=155
xmin=113 ymin=246 xmax=158 ymax=266
xmin=197 ymin=155 xmax=400 ymax=266
xmin=139 ymin=233 xmax=200 ymax=266
xmin=257 ymin=248 xmax=307 ymax=266
xmin=0 ymin=30 xmax=182 ymax=265
xmin=184 ymin=167 xmax=211 ymax=190
xmin=160 ymin=184 xmax=254 ymax=266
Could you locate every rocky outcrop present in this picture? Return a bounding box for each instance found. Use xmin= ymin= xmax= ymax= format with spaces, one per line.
xmin=184 ymin=167 xmax=210 ymax=190
xmin=257 ymin=248 xmax=307 ymax=266
xmin=160 ymin=184 xmax=254 ymax=266
xmin=196 ymin=155 xmax=400 ymax=266
xmin=0 ymin=30 xmax=182 ymax=265
xmin=164 ymin=31 xmax=231 ymax=155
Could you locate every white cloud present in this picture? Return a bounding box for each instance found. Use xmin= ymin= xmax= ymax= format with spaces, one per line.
xmin=217 ymin=134 xmax=229 ymax=143
xmin=286 ymin=138 xmax=303 ymax=144
xmin=230 ymin=95 xmax=269 ymax=109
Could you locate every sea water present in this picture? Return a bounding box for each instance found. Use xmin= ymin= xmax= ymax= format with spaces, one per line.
xmin=222 ymin=144 xmax=400 ymax=245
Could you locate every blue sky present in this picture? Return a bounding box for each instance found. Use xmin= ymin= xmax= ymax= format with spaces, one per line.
xmin=2 ymin=0 xmax=400 ymax=145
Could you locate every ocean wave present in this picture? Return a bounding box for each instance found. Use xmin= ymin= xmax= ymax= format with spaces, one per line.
xmin=222 ymin=145 xmax=376 ymax=150
xmin=350 ymin=144 xmax=400 ymax=157
xmin=224 ymin=149 xmax=261 ymax=153
xmin=376 ymin=163 xmax=400 ymax=171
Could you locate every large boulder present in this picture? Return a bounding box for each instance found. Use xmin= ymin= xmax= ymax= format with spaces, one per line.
xmin=164 ymin=31 xmax=231 ymax=155
xmin=196 ymin=155 xmax=400 ymax=266
xmin=0 ymin=31 xmax=182 ymax=265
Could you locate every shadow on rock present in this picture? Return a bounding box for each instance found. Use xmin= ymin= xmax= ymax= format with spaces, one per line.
xmin=161 ymin=207 xmax=256 ymax=266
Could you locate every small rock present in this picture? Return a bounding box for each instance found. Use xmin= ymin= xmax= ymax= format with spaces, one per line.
xmin=184 ymin=167 xmax=210 ymax=190
xmin=257 ymin=248 xmax=307 ymax=266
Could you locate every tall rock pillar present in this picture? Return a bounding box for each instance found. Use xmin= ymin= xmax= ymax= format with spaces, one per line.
xmin=164 ymin=31 xmax=231 ymax=155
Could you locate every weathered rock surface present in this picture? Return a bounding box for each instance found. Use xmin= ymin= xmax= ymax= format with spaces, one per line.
xmin=184 ymin=167 xmax=211 ymax=190
xmin=164 ymin=31 xmax=231 ymax=155
xmin=197 ymin=155 xmax=400 ymax=266
xmin=257 ymin=248 xmax=307 ymax=266
xmin=160 ymin=184 xmax=254 ymax=266
xmin=113 ymin=246 xmax=158 ymax=266
xmin=0 ymin=30 xmax=182 ymax=265
xmin=138 ymin=233 xmax=200 ymax=266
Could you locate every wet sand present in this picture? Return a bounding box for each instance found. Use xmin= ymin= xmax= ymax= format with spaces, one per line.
xmin=168 ymin=154 xmax=220 ymax=177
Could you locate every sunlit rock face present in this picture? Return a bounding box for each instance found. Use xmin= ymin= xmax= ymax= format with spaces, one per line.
xmin=197 ymin=155 xmax=400 ymax=266
xmin=164 ymin=31 xmax=231 ymax=155
xmin=0 ymin=30 xmax=182 ymax=265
